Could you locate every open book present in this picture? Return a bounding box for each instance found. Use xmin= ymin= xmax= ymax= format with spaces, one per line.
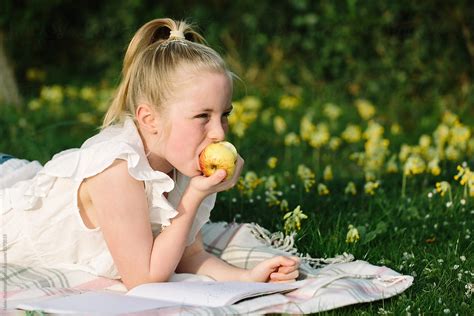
xmin=16 ymin=281 xmax=304 ymax=314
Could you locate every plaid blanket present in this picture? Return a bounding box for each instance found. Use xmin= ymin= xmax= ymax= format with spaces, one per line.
xmin=2 ymin=222 xmax=413 ymax=314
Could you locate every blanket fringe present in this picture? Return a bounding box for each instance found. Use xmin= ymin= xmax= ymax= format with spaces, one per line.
xmin=248 ymin=223 xmax=355 ymax=268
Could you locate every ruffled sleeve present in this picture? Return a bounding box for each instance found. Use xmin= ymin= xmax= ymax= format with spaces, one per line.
xmin=5 ymin=118 xmax=175 ymax=223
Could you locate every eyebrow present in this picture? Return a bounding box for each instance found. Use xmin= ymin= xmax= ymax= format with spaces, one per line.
xmin=198 ymin=105 xmax=233 ymax=112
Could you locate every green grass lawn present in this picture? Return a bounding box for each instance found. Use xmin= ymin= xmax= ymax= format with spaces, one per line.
xmin=213 ymin=176 xmax=473 ymax=315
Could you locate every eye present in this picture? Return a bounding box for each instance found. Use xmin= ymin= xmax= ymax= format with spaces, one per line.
xmin=222 ymin=111 xmax=232 ymax=118
xmin=195 ymin=113 xmax=210 ymax=120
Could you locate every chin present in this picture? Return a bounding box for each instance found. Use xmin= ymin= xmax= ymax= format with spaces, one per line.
xmin=175 ymin=167 xmax=201 ymax=178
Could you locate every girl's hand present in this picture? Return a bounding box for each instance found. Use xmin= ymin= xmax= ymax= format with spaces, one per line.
xmin=188 ymin=154 xmax=244 ymax=200
xmin=242 ymin=256 xmax=300 ymax=283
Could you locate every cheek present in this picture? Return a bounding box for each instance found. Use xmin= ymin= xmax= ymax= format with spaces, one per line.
xmin=222 ymin=119 xmax=229 ymax=133
xmin=167 ymin=123 xmax=203 ymax=155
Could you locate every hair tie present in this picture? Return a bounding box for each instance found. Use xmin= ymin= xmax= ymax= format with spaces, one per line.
xmin=169 ymin=30 xmax=185 ymax=40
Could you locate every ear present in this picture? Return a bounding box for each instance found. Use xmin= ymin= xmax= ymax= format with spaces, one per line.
xmin=135 ymin=103 xmax=160 ymax=134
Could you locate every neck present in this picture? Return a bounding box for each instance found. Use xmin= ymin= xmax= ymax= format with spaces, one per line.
xmin=137 ymin=125 xmax=174 ymax=174
xmin=147 ymin=153 xmax=174 ymax=174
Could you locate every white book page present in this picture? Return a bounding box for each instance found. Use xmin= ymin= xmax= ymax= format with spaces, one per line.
xmin=16 ymin=291 xmax=181 ymax=314
xmin=127 ymin=281 xmax=303 ymax=307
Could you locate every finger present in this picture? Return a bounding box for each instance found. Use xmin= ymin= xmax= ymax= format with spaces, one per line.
xmin=276 ymin=265 xmax=298 ymax=274
xmin=269 ymin=279 xmax=297 ymax=284
xmin=262 ymin=256 xmax=294 ymax=270
xmin=206 ymin=169 xmax=227 ymax=185
xmin=270 ymin=270 xmax=299 ymax=281
xmin=228 ymin=155 xmax=244 ymax=186
xmin=278 ymin=256 xmax=300 ymax=267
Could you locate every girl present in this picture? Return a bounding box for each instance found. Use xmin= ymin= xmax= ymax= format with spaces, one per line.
xmin=1 ymin=18 xmax=299 ymax=290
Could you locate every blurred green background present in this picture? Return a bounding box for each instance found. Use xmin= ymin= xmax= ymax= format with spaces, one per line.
xmin=2 ymin=1 xmax=474 ymax=126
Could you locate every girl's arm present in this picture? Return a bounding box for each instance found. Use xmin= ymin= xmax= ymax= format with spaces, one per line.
xmin=86 ymin=159 xmax=227 ymax=290
xmin=176 ymin=232 xmax=300 ymax=283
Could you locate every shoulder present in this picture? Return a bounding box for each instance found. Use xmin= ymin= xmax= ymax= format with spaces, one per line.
xmin=86 ymin=159 xmax=139 ymax=187
xmin=85 ymin=159 xmax=144 ymax=203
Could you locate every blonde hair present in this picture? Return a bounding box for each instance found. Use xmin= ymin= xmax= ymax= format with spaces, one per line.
xmin=102 ymin=18 xmax=232 ymax=128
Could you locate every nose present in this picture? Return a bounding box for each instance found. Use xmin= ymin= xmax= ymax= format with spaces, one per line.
xmin=208 ymin=118 xmax=226 ymax=142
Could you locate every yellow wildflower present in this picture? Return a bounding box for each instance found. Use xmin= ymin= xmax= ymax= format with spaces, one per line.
xmin=65 ymin=86 xmax=79 ymax=98
xmin=363 ymin=121 xmax=384 ymax=140
xmin=403 ymin=155 xmax=426 ymax=176
xmin=386 ymin=155 xmax=399 ymax=173
xmin=445 ymin=145 xmax=461 ymax=161
xmin=273 ymin=116 xmax=287 ymax=135
xmin=399 ymin=144 xmax=412 ymax=162
xmin=300 ymin=115 xmax=315 ymax=141
xmin=467 ymin=139 xmax=474 ymax=156
xmin=450 ymin=123 xmax=471 ymax=149
xmin=265 ymin=176 xmax=278 ymax=190
xmin=260 ymin=108 xmax=274 ymax=125
xmin=242 ymin=96 xmax=262 ymax=111
xmin=433 ymin=124 xmax=450 ymax=146
xmin=323 ymin=103 xmax=341 ymax=121
xmin=237 ymin=171 xmax=263 ymax=197
xmin=309 ymin=123 xmax=330 ymax=148
xmin=283 ymin=205 xmax=308 ymax=234
xmin=365 ymin=171 xmax=377 ymax=182
xmin=442 ymin=110 xmax=459 ymax=126
xmin=346 ymin=225 xmax=360 ymax=243
xmin=284 ymin=132 xmax=301 ymax=146
xmin=341 ymin=124 xmax=362 ymax=143
xmin=265 ymin=189 xmax=282 ymax=206
xmin=279 ymin=94 xmax=300 ymax=110
xmin=77 ymin=113 xmax=97 ymax=125
xmin=419 ymin=135 xmax=431 ymax=149
xmin=364 ymin=181 xmax=380 ymax=195
xmin=26 ymin=68 xmax=46 ymax=82
xmin=28 ymin=99 xmax=42 ymax=111
xmin=435 ymin=181 xmax=451 ymax=197
xmin=228 ymin=99 xmax=260 ymax=138
xmin=329 ymin=137 xmax=342 ymax=151
xmin=454 ymin=165 xmax=472 ymax=186
xmin=80 ymin=86 xmax=96 ymax=102
xmin=390 ymin=123 xmax=402 ymax=135
xmin=355 ymin=99 xmax=376 ymax=120
xmin=280 ymin=199 xmax=289 ymax=212
xmin=344 ymin=181 xmax=357 ymax=195
xmin=40 ymin=85 xmax=64 ymax=104
xmin=323 ymin=165 xmax=333 ymax=181
xmin=349 ymin=152 xmax=365 ymax=166
xmin=267 ymin=157 xmax=278 ymax=169
xmin=297 ymin=164 xmax=316 ymax=192
xmin=317 ymin=183 xmax=330 ymax=195
xmin=427 ymin=158 xmax=441 ymax=176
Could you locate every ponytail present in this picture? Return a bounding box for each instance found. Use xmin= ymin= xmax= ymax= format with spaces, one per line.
xmin=102 ymin=18 xmax=225 ymax=129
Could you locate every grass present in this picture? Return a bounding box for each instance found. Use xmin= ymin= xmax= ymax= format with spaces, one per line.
xmin=210 ymin=164 xmax=473 ymax=315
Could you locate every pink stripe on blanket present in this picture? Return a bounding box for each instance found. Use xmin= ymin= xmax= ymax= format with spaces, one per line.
xmin=72 ymin=277 xmax=123 ymax=290
xmin=1 ymin=289 xmax=24 ymax=298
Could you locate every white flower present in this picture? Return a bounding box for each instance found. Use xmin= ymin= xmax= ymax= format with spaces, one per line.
xmin=460 ymin=199 xmax=466 ymax=205
xmin=428 ymin=192 xmax=433 ymax=198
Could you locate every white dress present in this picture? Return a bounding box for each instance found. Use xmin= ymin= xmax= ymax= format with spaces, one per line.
xmin=0 ymin=118 xmax=216 ymax=279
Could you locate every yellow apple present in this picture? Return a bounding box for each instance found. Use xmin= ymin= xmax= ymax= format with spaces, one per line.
xmin=199 ymin=141 xmax=238 ymax=180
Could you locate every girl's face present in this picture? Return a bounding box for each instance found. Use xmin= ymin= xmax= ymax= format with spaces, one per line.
xmin=156 ymin=70 xmax=233 ymax=178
